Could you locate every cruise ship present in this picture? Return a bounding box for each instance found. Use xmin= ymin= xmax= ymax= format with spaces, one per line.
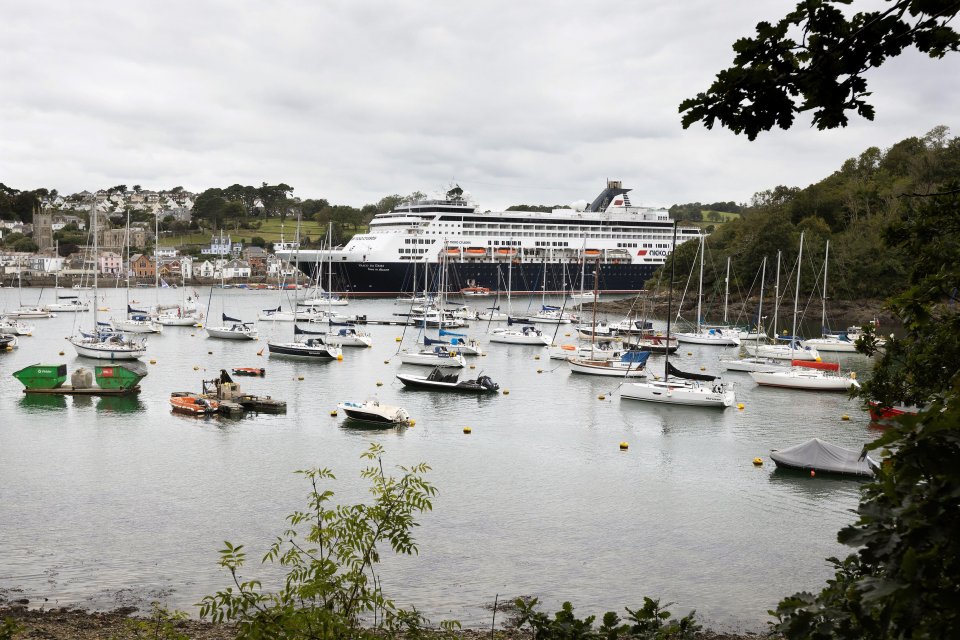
xmin=279 ymin=181 xmax=702 ymax=296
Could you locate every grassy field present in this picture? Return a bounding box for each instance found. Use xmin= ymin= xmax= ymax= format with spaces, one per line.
xmin=700 ymin=210 xmax=741 ymax=222
xmin=158 ymin=219 xmax=363 ymax=247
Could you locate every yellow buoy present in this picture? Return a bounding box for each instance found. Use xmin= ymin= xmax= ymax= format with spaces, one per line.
xmin=841 ymin=414 xmax=850 ymax=421
xmin=395 ymin=336 xmax=402 ymax=342
xmin=297 ymin=375 xmax=304 ymax=381
xmin=503 ymin=389 xmax=510 ymax=395
xmin=815 ymin=356 xmax=822 ymax=362
xmin=193 ymin=366 xmax=199 ymax=370
xmin=469 ymin=364 xmax=476 ymax=369
xmin=408 ymin=419 xmax=415 ymax=427
xmin=564 ymin=333 xmax=571 ymax=337
xmin=753 ymin=457 xmax=763 ymax=466
xmin=598 ymin=394 xmax=606 ymax=400
xmin=190 ymin=333 xmax=195 ymax=337
xmin=619 ymin=441 xmax=629 ymax=450
xmin=850 ymin=371 xmax=857 ymax=379
xmin=537 ymin=369 xmax=543 ymax=373
xmin=59 ymin=351 xmax=65 ymax=356
xmin=337 ymin=354 xmax=343 ymax=361
xmin=463 ymin=426 xmax=472 ymax=434
xmin=330 ymin=410 xmax=337 ymax=417
xmin=737 ymin=403 xmax=745 ymax=410
xmin=196 ymin=324 xmax=204 ymax=328
xmin=149 ymin=359 xmax=157 ymax=365
xmin=534 ymin=355 xmax=540 ymax=360
xmin=384 ymin=360 xmax=390 ymax=364
xmin=687 ymin=352 xmax=693 ymax=356
xmin=699 ymin=366 xmax=706 ymax=371
xmin=376 ymin=381 xmax=383 ymax=386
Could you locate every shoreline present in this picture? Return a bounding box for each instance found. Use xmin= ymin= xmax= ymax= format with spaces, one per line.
xmin=0 ymin=603 xmax=764 ymax=639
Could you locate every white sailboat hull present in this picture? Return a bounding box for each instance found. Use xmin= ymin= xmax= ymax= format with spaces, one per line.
xmin=749 ymin=369 xmax=860 ymax=391
xmin=620 ymin=379 xmax=735 ymax=407
xmin=675 ymin=331 xmax=740 ymax=346
xmin=112 ymin=319 xmax=162 ymax=334
xmin=720 ymin=357 xmax=786 ymax=373
xmin=568 ymin=359 xmax=647 ymax=377
xmin=69 ymin=336 xmax=147 ymax=360
xmin=206 ymin=325 xmax=259 ymax=340
xmin=399 ymin=350 xmax=466 ymax=368
xmin=803 ymin=338 xmax=859 ymax=353
xmin=745 ymin=344 xmax=820 ymax=360
xmin=488 ymin=330 xmax=550 ymax=345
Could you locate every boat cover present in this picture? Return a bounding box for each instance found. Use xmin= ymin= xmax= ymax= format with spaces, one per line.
xmin=424 ymin=336 xmax=450 ymax=345
xmin=223 ymin=313 xmax=241 ymax=322
xmin=439 ymin=329 xmax=466 ymax=337
xmin=620 ymin=351 xmax=651 ymax=364
xmin=667 ymin=361 xmax=716 ymax=381
xmin=294 ymin=325 xmax=326 ymax=336
xmin=770 ymin=438 xmax=875 ymax=477
xmin=128 ymin=305 xmax=148 ymax=314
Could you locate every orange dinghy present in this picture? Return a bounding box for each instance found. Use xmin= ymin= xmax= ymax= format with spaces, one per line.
xmin=170 ymin=394 xmax=219 ymax=415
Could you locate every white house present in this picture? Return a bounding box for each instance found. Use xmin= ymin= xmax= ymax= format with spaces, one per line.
xmin=197 ymin=260 xmax=216 ymax=279
xmin=222 ymin=259 xmax=251 ymax=280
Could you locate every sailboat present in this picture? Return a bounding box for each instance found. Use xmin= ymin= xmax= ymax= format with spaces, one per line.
xmin=399 ymin=252 xmax=467 ymax=367
xmin=264 ymin=217 xmax=342 ymax=356
xmin=674 ymin=234 xmax=740 ymax=347
xmin=619 ymin=224 xmax=736 ymax=407
xmin=111 ymin=213 xmax=161 ymax=334
xmin=300 ymin=227 xmax=349 ymax=306
xmin=205 ymin=257 xmax=258 ymax=340
xmin=70 ymin=201 xmax=148 ymax=360
xmin=47 ymin=271 xmax=90 ymax=313
xmin=801 ymin=240 xmax=860 ymax=354
xmin=568 ymin=260 xmax=650 ymax=377
xmin=744 ymin=239 xmax=819 ymax=361
xmin=488 ymin=260 xmax=550 ymax=345
xmin=721 ymin=257 xmax=786 ymax=372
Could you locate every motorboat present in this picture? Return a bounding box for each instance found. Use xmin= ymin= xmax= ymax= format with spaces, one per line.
xmin=337 ymin=399 xmax=411 ymax=426
xmin=268 ymin=334 xmax=342 ymax=359
xmin=608 ymin=318 xmax=652 ymax=336
xmin=0 ymin=334 xmax=18 ymax=350
xmin=867 ymin=401 xmax=920 ymax=423
xmin=576 ymin=322 xmax=614 ymax=339
xmin=461 ymin=286 xmax=491 ymax=297
xmin=803 ymin=335 xmax=860 ymax=353
xmin=155 ymin=306 xmax=203 ymax=326
xmin=7 ymin=306 xmax=54 ymax=319
xmin=399 ymin=345 xmax=466 ymax=368
xmin=749 ymin=360 xmax=860 ymax=391
xmin=770 ymin=438 xmax=876 ymax=477
xmin=46 ymin=298 xmax=90 ymax=313
xmin=258 ymin=305 xmax=333 ymax=322
xmin=568 ymin=351 xmax=650 ymax=377
xmin=396 ymin=367 xmax=500 ymax=393
xmin=420 ymin=330 xmax=482 ymax=356
xmin=111 ymin=306 xmax=162 ymax=334
xmin=170 ymin=394 xmax=219 ymax=415
xmin=231 ymin=367 xmax=266 ymax=377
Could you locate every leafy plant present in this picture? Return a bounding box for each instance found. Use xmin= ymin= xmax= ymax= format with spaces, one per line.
xmin=0 ymin=618 xmax=22 ymax=640
xmin=117 ymin=603 xmax=190 ymax=640
xmin=511 ymin=596 xmax=700 ymax=639
xmin=199 ymin=443 xmax=454 ymax=639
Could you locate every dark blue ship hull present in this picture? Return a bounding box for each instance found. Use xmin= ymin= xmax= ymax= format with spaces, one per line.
xmin=301 ymin=261 xmax=659 ymax=297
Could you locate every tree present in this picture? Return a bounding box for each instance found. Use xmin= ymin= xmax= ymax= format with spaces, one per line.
xmin=680 ymin=1 xmax=960 ymax=139
xmin=772 ymin=186 xmax=960 ymax=639
xmin=199 ymin=444 xmax=455 ymax=639
xmin=192 ymin=189 xmax=227 ymax=229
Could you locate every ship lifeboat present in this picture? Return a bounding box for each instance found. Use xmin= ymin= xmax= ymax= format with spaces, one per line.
xmin=791 ymin=360 xmax=840 ymax=371
xmin=170 ymin=394 xmax=219 ymax=415
xmin=465 ymin=247 xmax=487 ymax=256
xmin=496 ymin=248 xmax=516 ymax=256
xmin=445 ymin=248 xmax=461 ymax=255
xmin=584 ymin=249 xmax=601 ymax=256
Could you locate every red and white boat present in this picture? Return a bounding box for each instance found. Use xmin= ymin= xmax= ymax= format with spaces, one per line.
xmin=749 ymin=360 xmax=860 ymax=391
xmin=460 ymin=286 xmax=491 ymax=297
xmin=867 ymin=401 xmax=920 ymax=423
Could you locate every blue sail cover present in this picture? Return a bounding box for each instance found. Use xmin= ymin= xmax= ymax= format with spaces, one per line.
xmin=223 ymin=313 xmax=241 ymax=323
xmin=439 ymin=329 xmax=466 ymax=337
xmin=620 ymin=351 xmax=651 ymax=365
xmin=541 ymin=305 xmax=560 ymax=311
xmin=424 ymin=336 xmax=449 ymax=346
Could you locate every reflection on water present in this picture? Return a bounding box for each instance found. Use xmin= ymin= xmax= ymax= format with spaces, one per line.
xmin=18 ymin=393 xmax=68 ymax=411
xmin=96 ymin=394 xmax=145 ymax=414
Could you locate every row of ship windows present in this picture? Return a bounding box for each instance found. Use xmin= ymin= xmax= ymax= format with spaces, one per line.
xmin=403 ymin=231 xmax=672 ymax=241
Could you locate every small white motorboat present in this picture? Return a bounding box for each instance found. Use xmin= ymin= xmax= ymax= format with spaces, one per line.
xmin=337 ymin=399 xmax=410 ymax=426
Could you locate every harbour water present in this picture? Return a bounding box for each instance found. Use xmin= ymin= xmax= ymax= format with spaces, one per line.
xmin=0 ymin=286 xmax=878 ymax=631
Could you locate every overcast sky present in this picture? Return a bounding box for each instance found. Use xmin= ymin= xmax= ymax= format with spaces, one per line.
xmin=2 ymin=1 xmax=957 ymax=211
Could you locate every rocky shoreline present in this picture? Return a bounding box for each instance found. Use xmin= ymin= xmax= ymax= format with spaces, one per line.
xmin=0 ymin=603 xmax=764 ymax=639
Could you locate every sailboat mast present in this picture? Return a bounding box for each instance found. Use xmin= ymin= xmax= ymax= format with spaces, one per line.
xmin=696 ymin=234 xmax=704 ymax=333
xmin=92 ymin=199 xmax=98 ymax=328
xmin=757 ymin=256 xmax=766 ymax=336
xmin=723 ymin=256 xmax=730 ymax=325
xmin=664 ymin=223 xmax=678 ymax=380
xmin=791 ymin=232 xmax=805 ymax=357
xmin=506 ymin=259 xmax=512 ymax=317
xmin=773 ymin=251 xmax=781 ymax=339
xmin=821 ymin=239 xmax=829 ymax=335
xmin=154 ymin=211 xmax=160 ymax=302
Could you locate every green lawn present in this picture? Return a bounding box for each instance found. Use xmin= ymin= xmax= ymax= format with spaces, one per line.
xmin=159 ymin=219 xmax=368 ymax=247
xmin=700 ymin=210 xmax=741 ymax=222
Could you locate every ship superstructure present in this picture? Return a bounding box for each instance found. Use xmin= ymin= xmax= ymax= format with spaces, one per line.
xmin=279 ymin=181 xmax=701 ymax=295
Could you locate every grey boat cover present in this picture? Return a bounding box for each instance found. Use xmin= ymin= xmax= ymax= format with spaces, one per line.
xmin=770 ymin=438 xmax=876 ymax=477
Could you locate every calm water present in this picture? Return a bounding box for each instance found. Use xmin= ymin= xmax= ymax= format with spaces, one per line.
xmin=0 ymin=286 xmax=878 ymax=631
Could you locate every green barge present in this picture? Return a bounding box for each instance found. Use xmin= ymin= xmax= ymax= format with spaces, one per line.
xmin=13 ymin=362 xmax=148 ymax=395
